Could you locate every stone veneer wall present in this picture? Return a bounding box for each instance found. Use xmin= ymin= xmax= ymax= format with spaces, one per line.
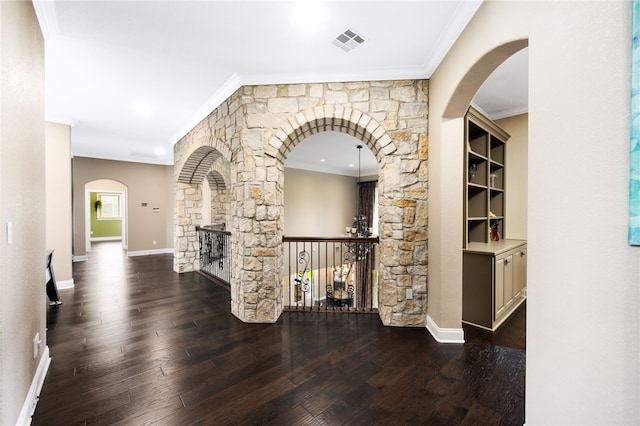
xmin=174 ymin=80 xmax=428 ymax=327
xmin=205 ymin=159 xmax=231 ymax=227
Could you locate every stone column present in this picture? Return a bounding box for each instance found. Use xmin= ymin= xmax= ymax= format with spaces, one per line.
xmin=173 ymin=182 xmax=202 ymax=273
xmin=230 ymin=139 xmax=284 ymax=322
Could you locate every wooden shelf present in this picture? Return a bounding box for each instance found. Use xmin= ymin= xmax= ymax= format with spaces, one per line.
xmin=464 ymin=106 xmax=510 ymax=247
xmin=463 ymin=107 xmax=526 ymax=333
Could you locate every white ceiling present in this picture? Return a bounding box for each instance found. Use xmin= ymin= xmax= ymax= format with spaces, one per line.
xmin=34 ymin=0 xmax=527 ymax=175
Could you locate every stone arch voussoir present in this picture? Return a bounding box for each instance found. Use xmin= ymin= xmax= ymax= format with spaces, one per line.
xmin=272 ymin=106 xmax=393 ymax=164
xmin=177 ymin=146 xmax=222 ymax=185
xmin=206 ymin=157 xmax=230 ymax=191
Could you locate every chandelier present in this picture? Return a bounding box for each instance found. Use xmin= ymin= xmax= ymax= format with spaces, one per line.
xmin=346 ymin=145 xmax=371 ymax=261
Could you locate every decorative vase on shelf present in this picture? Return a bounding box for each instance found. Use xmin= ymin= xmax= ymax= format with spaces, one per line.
xmin=490 ymin=220 xmax=500 ymax=242
xmin=468 ymin=163 xmax=478 ymax=181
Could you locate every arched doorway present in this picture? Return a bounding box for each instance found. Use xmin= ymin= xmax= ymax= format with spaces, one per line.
xmin=427 ymin=39 xmax=528 ymax=343
xmin=204 ymin=167 xmax=231 ymax=227
xmin=283 ymin=131 xmax=378 ymax=236
xmin=84 ymin=179 xmax=128 ymax=253
xmin=282 ymin=131 xmax=380 ymax=311
xmin=174 ymin=145 xmax=231 ymax=274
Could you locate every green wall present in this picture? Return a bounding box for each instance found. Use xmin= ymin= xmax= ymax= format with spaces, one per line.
xmin=90 ymin=192 xmax=122 ymax=238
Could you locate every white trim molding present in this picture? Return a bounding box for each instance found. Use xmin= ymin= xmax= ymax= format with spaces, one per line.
xmin=17 ymin=346 xmax=51 ymax=426
xmin=170 ymin=73 xmax=242 ymax=144
xmin=127 ymin=248 xmax=174 ymax=257
xmin=32 ymin=0 xmax=60 ymax=40
xmin=72 ymin=255 xmax=88 ymax=262
xmin=421 ymin=0 xmax=483 ymax=76
xmin=426 ymin=315 xmax=465 ymax=344
xmin=56 ymin=278 xmax=74 ymax=290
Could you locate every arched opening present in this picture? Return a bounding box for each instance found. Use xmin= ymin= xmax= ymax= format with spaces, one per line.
xmin=265 ymin=105 xmax=426 ymax=324
xmin=84 ymin=179 xmax=128 ymax=254
xmin=203 ymin=166 xmax=231 ymax=227
xmin=177 ymin=146 xmax=222 ymax=184
xmin=443 ymin=40 xmax=529 ymax=119
xmin=174 ymin=145 xmax=230 ymax=273
xmin=282 ymin=130 xmax=380 ymax=311
xmin=283 ymin=131 xmax=378 ymax=236
xmin=427 ymin=39 xmax=528 ymax=343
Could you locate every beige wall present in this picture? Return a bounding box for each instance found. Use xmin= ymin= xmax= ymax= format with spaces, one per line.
xmin=430 ymin=1 xmax=638 ymax=424
xmin=496 ymin=113 xmax=528 ymax=239
xmin=73 ymin=157 xmax=174 ymax=255
xmin=87 ymin=179 xmax=127 ymax=191
xmin=284 ymin=168 xmax=358 ymax=237
xmin=0 ymin=1 xmax=48 ymax=424
xmin=45 ymin=122 xmax=73 ymax=285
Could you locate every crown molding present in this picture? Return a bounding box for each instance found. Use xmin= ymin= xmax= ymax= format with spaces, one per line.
xmin=169 ymin=65 xmax=431 ymax=146
xmin=70 ymin=152 xmax=173 ymax=167
xmin=32 ymin=0 xmax=60 ymax=40
xmin=469 ymin=101 xmax=490 ymax=120
xmin=169 ymin=73 xmax=242 ymax=144
xmin=45 ymin=115 xmax=79 ymax=127
xmin=422 ymin=0 xmax=483 ymax=76
xmin=285 ymin=162 xmax=378 ymax=178
xmin=166 ymin=0 xmax=483 ymax=148
xmin=487 ymin=106 xmax=529 ymax=121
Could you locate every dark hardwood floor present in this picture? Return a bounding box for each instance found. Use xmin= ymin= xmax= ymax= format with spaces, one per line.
xmin=32 ymin=242 xmax=525 ymax=425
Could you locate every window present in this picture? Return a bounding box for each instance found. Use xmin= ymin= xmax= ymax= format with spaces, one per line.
xmin=98 ymin=193 xmax=121 ymax=219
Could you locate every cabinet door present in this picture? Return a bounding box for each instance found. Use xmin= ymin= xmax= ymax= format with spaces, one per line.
xmin=513 ymin=247 xmax=527 ymax=300
xmin=494 ymin=253 xmax=514 ymax=321
xmin=504 ymin=254 xmax=514 ymax=309
xmin=495 ymin=257 xmax=505 ymax=320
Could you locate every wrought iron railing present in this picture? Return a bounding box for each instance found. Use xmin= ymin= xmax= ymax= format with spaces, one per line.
xmin=282 ymin=236 xmax=379 ymax=312
xmin=197 ymin=224 xmax=231 ymax=288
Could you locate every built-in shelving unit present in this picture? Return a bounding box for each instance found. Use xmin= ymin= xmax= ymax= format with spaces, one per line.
xmin=463 ymin=107 xmax=527 ymax=331
xmin=464 ymin=107 xmax=509 ymax=246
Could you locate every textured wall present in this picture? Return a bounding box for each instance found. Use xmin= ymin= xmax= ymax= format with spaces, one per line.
xmin=72 ymin=158 xmax=174 ymax=255
xmin=174 ymin=81 xmax=429 ymax=326
xmin=45 ymin=122 xmax=73 ymax=283
xmin=429 ymin=1 xmax=638 ymax=424
xmin=0 ymin=1 xmax=47 ymax=424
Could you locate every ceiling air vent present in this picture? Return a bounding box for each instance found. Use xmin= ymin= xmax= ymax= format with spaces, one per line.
xmin=332 ymin=29 xmax=365 ymax=52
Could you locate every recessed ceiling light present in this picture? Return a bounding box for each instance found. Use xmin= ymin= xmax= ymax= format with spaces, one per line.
xmin=320 ymin=158 xmax=325 ymax=162
xmin=349 ymin=164 xmax=354 ymax=168
xmin=332 ymin=29 xmax=365 ymax=52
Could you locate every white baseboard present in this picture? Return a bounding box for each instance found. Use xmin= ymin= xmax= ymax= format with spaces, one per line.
xmin=426 ymin=314 xmax=465 ymax=344
xmin=72 ymin=255 xmax=88 ymax=262
xmin=16 ymin=346 xmax=50 ymax=426
xmin=56 ymin=278 xmax=74 ymax=290
xmin=90 ymin=237 xmax=122 ymax=242
xmin=127 ymin=248 xmax=174 ymax=257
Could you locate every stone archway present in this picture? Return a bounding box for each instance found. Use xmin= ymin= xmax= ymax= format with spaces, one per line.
xmin=174 ymin=80 xmax=429 ymax=326
xmin=174 ymin=144 xmax=230 ymax=273
xmin=235 ymin=102 xmax=429 ymax=325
